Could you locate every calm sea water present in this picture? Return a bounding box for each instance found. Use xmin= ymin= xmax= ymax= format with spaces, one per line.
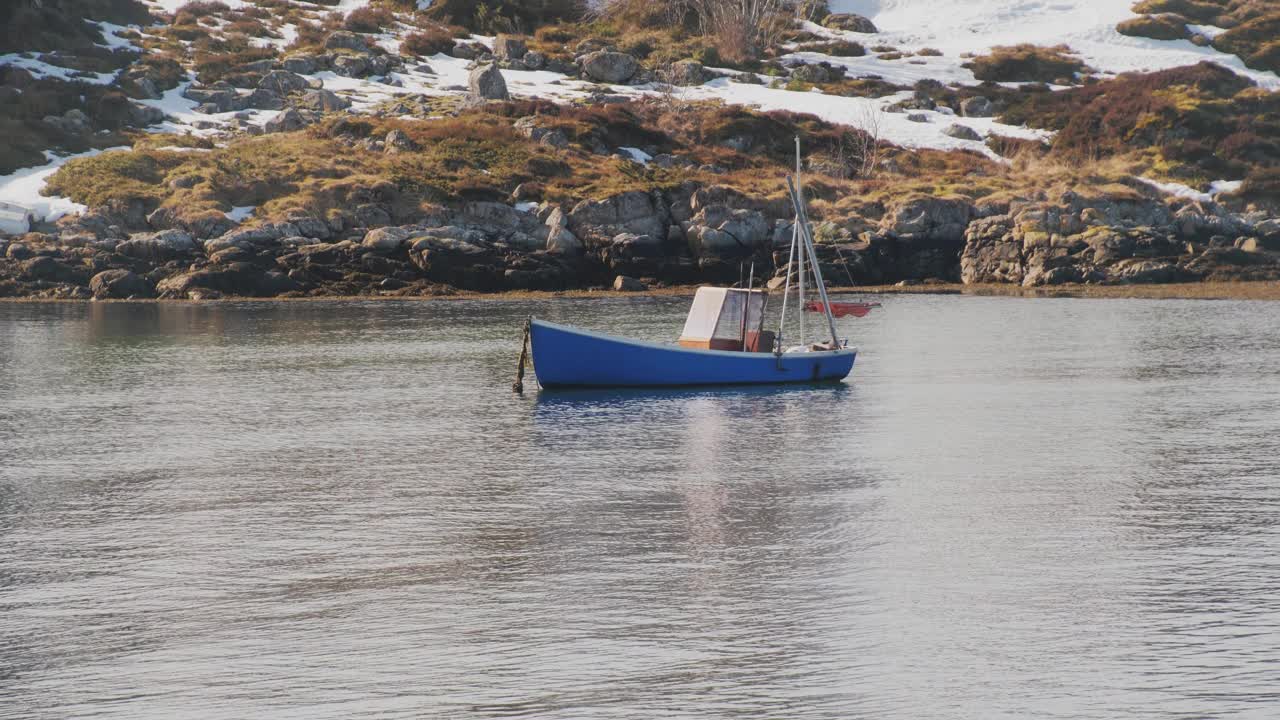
xmin=1 ymin=295 xmax=1279 ymax=720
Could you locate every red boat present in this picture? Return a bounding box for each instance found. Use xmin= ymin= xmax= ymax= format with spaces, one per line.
xmin=804 ymin=301 xmax=880 ymax=318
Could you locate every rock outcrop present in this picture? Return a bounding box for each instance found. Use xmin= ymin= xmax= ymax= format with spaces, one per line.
xmin=468 ymin=63 xmax=509 ymax=101
xmin=960 ymin=193 xmax=1280 ymax=286
xmin=823 ymin=13 xmax=878 ymax=33
xmin=579 ymin=51 xmax=638 ymax=84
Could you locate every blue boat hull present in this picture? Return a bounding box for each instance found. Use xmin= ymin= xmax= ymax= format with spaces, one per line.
xmin=529 ymin=319 xmax=856 ymax=388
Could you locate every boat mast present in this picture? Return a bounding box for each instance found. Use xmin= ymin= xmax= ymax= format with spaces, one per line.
xmin=776 ymin=208 xmax=797 ymax=354
xmin=795 ymin=137 xmax=805 ymax=346
xmin=786 ymin=175 xmax=841 ymax=348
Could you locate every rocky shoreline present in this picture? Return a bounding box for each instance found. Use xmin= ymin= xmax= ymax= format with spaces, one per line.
xmin=2 ymin=182 xmax=1278 ymax=301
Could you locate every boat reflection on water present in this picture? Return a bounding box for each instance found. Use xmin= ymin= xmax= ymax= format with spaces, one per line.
xmin=530 ymin=382 xmax=853 ymax=418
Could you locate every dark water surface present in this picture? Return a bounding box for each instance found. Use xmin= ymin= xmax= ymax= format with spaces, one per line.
xmin=2 ymin=295 xmax=1279 ymax=719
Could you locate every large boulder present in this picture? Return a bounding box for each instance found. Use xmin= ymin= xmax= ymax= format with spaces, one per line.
xmin=127 ymin=102 xmax=165 ymax=127
xmin=880 ymin=195 xmax=974 ymax=247
xmin=791 ymin=62 xmax=840 ymax=84
xmin=823 ymin=13 xmax=878 ymax=33
xmin=332 ymin=55 xmax=370 ymax=77
xmin=89 ymin=269 xmax=155 ymax=299
xmin=203 ymin=222 xmax=299 ymax=253
xmin=408 ymin=234 xmax=501 ymax=290
xmin=960 ymin=96 xmax=994 ymax=117
xmin=1174 ymin=202 xmax=1249 ymax=241
xmin=460 ymin=201 xmax=526 ymax=229
xmin=115 ymin=229 xmax=196 ymax=261
xmin=258 ymin=70 xmax=310 ymax=95
xmin=157 ymin=264 xmax=264 ymax=299
xmin=43 ymin=108 xmax=92 ymax=134
xmin=613 ymin=275 xmax=647 ymax=291
xmin=567 ymin=191 xmax=667 ymax=243
xmin=264 ymin=108 xmax=313 ymax=133
xmin=1109 ymin=258 xmax=1182 ymax=283
xmin=513 ymin=116 xmax=569 ymax=147
xmin=579 ymin=51 xmax=638 ymax=84
xmin=183 ymin=84 xmax=239 ymax=113
xmin=668 ymin=60 xmax=708 ymax=86
xmin=942 ymin=123 xmax=983 ymax=141
xmin=468 ymin=63 xmax=509 ymax=101
xmin=281 ymin=54 xmax=324 ymax=75
xmin=296 ymin=88 xmax=351 ymax=112
xmin=363 ymin=226 xmax=413 ymax=254
xmin=544 ymin=207 xmax=582 ymax=254
xmin=384 ymin=129 xmax=418 ymax=153
xmin=960 ymin=216 xmax=1022 ymax=284
xmin=602 ymin=232 xmax=665 ymax=275
xmin=287 ymin=215 xmax=333 ymax=240
xmin=243 ymin=88 xmax=284 ymax=111
xmin=324 ymin=31 xmax=371 ymax=53
xmin=1256 ymin=218 xmax=1280 ymax=240
xmin=493 ymin=35 xmax=528 ymax=61
xmin=687 ymin=207 xmax=770 ymax=258
xmin=20 ymin=256 xmax=83 ymax=283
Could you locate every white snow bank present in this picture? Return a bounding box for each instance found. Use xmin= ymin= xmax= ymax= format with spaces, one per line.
xmin=0 ymin=202 xmax=31 ymax=236
xmin=94 ymin=22 xmax=137 ymax=50
xmin=1137 ymin=177 xmax=1245 ymax=202
xmin=1137 ymin=177 xmax=1212 ymax=203
xmin=825 ymin=0 xmax=1280 ymax=89
xmin=0 ymin=53 xmax=117 ymax=85
xmin=1209 ymin=180 xmax=1242 ymax=196
xmin=785 ymin=48 xmax=978 ymax=86
xmin=136 ymin=81 xmax=282 ymax=136
xmin=0 ymin=148 xmax=129 ymax=224
xmin=225 ymin=206 xmax=255 ymax=222
xmin=619 ymin=147 xmax=653 ymax=164
xmin=678 ymin=81 xmax=1048 ymax=157
xmin=1187 ymin=24 xmax=1228 ymax=40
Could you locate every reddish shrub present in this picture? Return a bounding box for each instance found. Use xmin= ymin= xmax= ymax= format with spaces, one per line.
xmin=173 ymin=0 xmax=230 ymax=25
xmin=343 ymin=6 xmax=396 ymax=34
xmin=401 ymin=26 xmax=455 ymax=56
xmin=968 ymin=44 xmax=1087 ymax=83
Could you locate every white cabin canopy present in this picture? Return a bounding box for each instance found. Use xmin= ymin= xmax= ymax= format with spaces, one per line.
xmin=679 ymin=288 xmax=766 ymax=343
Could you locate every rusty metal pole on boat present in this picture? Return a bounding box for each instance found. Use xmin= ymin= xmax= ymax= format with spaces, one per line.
xmin=513 ymin=316 xmax=532 ymax=393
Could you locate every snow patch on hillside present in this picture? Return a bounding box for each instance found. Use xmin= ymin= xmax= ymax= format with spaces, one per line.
xmin=0 ymin=54 xmax=118 ymax=85
xmin=827 ymin=0 xmax=1280 ymax=89
xmin=0 ymin=148 xmax=129 ymax=225
xmin=681 ymin=81 xmax=1048 ymax=157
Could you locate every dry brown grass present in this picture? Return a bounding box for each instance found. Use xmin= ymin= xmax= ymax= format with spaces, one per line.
xmin=1117 ymin=14 xmax=1192 ymax=40
xmin=967 ymin=44 xmax=1089 ymax=83
xmin=423 ymin=0 xmax=585 ymax=34
xmin=996 ymin=62 xmax=1280 ymax=185
xmin=34 ymin=91 xmax=1162 ymax=234
xmin=172 ymin=0 xmax=230 ymax=25
xmin=401 ymin=26 xmax=456 ymax=56
xmin=343 ymin=5 xmax=397 ymax=34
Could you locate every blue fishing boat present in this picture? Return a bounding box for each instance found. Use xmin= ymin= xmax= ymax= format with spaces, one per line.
xmin=509 ymin=141 xmax=870 ymax=392
xmin=528 ymin=299 xmax=856 ymax=389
